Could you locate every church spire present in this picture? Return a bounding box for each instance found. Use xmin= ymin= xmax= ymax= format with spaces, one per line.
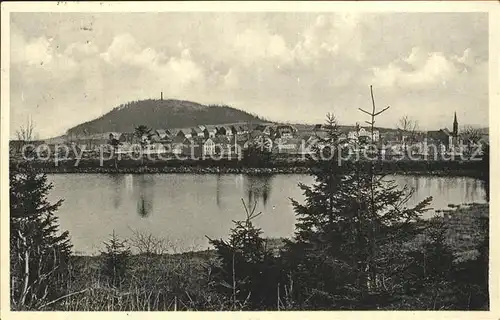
xmin=453 ymin=111 xmax=458 ymax=137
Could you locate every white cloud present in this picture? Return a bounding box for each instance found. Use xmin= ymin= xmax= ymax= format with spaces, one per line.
xmin=233 ymin=28 xmax=291 ymax=64
xmin=101 ymin=33 xmax=150 ymax=66
xmin=371 ymin=48 xmax=463 ymax=88
xmin=11 ymin=33 xmax=53 ymax=66
xmin=64 ymin=41 xmax=99 ymax=59
xmin=9 ymin=13 xmax=488 ymax=138
xmin=160 ymin=49 xmax=204 ymax=86
xmin=223 ymin=68 xmax=239 ymax=89
xmin=292 ymin=14 xmax=365 ymax=64
xmin=11 ymin=31 xmax=80 ymax=83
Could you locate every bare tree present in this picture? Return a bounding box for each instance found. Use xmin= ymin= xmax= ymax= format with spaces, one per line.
xmin=397 ymin=115 xmax=419 ymax=151
xmin=461 ymin=125 xmax=483 ymax=155
xmin=16 ymin=117 xmax=36 ymax=141
xmin=13 ymin=118 xmax=37 ymax=155
xmin=461 ymin=125 xmax=482 ymax=145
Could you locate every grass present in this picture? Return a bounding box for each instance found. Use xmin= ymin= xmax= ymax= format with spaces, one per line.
xmin=40 ymin=200 xmax=488 ymax=311
xmin=45 ymin=237 xmax=288 ymax=311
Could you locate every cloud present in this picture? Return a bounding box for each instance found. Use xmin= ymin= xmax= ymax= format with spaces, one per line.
xmin=370 ymin=47 xmax=468 ymax=88
xmin=9 ymin=12 xmax=488 ymax=138
xmin=100 ymin=34 xmax=205 ymax=88
xmin=292 ymin=14 xmax=365 ymax=64
xmin=100 ymin=33 xmax=160 ymax=67
xmin=64 ymin=41 xmax=99 ymax=59
xmin=11 ymin=32 xmax=53 ymax=66
xmin=233 ymin=28 xmax=291 ymax=65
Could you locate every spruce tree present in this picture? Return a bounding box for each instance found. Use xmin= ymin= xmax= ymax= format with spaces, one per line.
xmin=10 ymin=162 xmax=72 ymax=310
xmin=284 ymin=87 xmax=433 ymax=309
xmin=208 ymin=199 xmax=278 ymax=310
xmin=100 ymin=231 xmax=132 ymax=288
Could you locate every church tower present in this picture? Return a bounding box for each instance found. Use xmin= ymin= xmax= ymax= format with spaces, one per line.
xmin=453 ymin=112 xmax=458 ymax=137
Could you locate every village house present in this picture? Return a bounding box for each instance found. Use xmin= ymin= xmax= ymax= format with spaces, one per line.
xmin=234 ymin=135 xmax=250 ymax=152
xmin=229 ymin=125 xmax=238 ymax=135
xmin=238 ymin=125 xmax=249 ymax=135
xmin=203 ymin=125 xmax=217 ymax=138
xmin=176 ymin=128 xmax=192 ymax=139
xmin=155 ymin=129 xmax=168 ymax=140
xmin=147 ymin=142 xmax=167 ymax=154
xmin=119 ymin=132 xmax=138 ymax=145
xmin=191 ymin=127 xmax=204 ymax=138
xmin=216 ymin=136 xmax=240 ymax=157
xmin=170 ymin=136 xmax=190 ymax=155
xmin=426 ymin=129 xmax=454 ymax=151
xmin=425 ymin=112 xmax=461 ymax=153
xmin=108 ymin=132 xmax=122 ymax=141
xmin=154 ymin=129 xmax=165 ymax=140
xmin=202 ymin=137 xmax=216 ymax=156
xmin=216 ymin=126 xmax=234 ymax=137
xmin=275 ymin=137 xmax=300 ymax=154
xmin=347 ymin=128 xmax=380 ymax=143
xmin=276 ymin=125 xmax=297 ymax=139
xmin=148 ymin=131 xmax=161 ymax=143
xmin=253 ymin=135 xmax=273 ymax=152
xmin=255 ymin=124 xmax=272 ymax=135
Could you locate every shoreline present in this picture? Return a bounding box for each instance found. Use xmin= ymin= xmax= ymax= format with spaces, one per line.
xmin=10 ymin=158 xmax=487 ymax=178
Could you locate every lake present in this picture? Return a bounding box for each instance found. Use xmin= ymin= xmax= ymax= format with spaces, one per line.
xmin=47 ymin=173 xmax=487 ymax=255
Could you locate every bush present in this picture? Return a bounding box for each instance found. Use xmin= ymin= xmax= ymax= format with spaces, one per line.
xmin=100 ymin=231 xmax=131 ymax=288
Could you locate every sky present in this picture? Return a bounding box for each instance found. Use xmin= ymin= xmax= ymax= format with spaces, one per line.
xmin=9 ymin=12 xmax=488 ymax=139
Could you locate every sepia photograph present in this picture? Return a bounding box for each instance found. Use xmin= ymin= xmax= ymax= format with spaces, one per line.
xmin=1 ymin=1 xmax=497 ymax=316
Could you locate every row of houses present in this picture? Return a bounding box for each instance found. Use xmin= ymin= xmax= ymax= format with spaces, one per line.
xmin=11 ymin=118 xmax=488 ymax=159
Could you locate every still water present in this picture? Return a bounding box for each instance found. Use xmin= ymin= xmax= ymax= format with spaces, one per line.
xmin=47 ymin=173 xmax=486 ymax=255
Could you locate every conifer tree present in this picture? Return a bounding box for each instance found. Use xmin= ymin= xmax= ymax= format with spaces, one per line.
xmin=208 ymin=200 xmax=278 ymax=310
xmin=284 ymin=87 xmax=433 ymax=309
xmin=100 ymin=231 xmax=132 ymax=288
xmin=10 ymin=163 xmax=72 ymax=310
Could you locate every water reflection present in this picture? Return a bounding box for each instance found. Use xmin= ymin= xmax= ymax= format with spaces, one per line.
xmin=48 ymin=173 xmax=487 ymax=255
xmin=135 ymin=175 xmax=154 ymax=218
xmin=216 ymin=174 xmax=221 ymax=207
xmin=244 ymin=175 xmax=274 ymax=208
xmin=108 ymin=174 xmax=125 ymax=209
xmin=389 ymin=175 xmax=487 ymax=210
xmin=137 ymin=194 xmax=153 ymax=218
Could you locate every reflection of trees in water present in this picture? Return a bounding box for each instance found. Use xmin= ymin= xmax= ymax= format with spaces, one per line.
xmin=137 ymin=194 xmax=153 ymax=218
xmin=108 ymin=174 xmax=125 ymax=209
xmin=465 ymin=178 xmax=479 ymax=201
xmin=244 ymin=174 xmax=274 ymax=208
xmin=135 ymin=174 xmax=155 ymax=218
xmin=393 ymin=175 xmax=485 ymax=206
xmin=216 ymin=174 xmax=222 ymax=207
xmin=481 ymin=178 xmax=489 ymax=202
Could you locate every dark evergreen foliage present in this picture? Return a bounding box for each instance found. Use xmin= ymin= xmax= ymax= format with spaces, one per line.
xmin=67 ymin=99 xmax=265 ymax=135
xmin=283 ymin=113 xmax=433 ymax=309
xmin=241 ymin=145 xmax=273 ymax=167
xmin=208 ymin=200 xmax=281 ymax=310
xmin=100 ymin=231 xmax=132 ymax=288
xmin=10 ymin=163 xmax=72 ymax=310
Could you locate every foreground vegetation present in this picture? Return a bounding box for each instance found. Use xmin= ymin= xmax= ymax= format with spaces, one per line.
xmin=10 ymin=109 xmax=489 ymax=311
xmin=11 ymin=190 xmax=488 ymax=311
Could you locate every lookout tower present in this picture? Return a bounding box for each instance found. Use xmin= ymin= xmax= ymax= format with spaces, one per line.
xmin=453 ymin=112 xmax=458 ymax=137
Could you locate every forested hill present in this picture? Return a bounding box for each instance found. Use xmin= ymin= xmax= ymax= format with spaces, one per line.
xmin=66 ymin=99 xmax=265 ymax=135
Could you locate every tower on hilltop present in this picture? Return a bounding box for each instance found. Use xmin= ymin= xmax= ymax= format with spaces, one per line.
xmin=453 ymin=112 xmax=458 ymax=137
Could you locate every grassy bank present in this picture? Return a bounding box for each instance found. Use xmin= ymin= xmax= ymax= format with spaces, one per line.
xmin=43 ymin=204 xmax=488 ymax=311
